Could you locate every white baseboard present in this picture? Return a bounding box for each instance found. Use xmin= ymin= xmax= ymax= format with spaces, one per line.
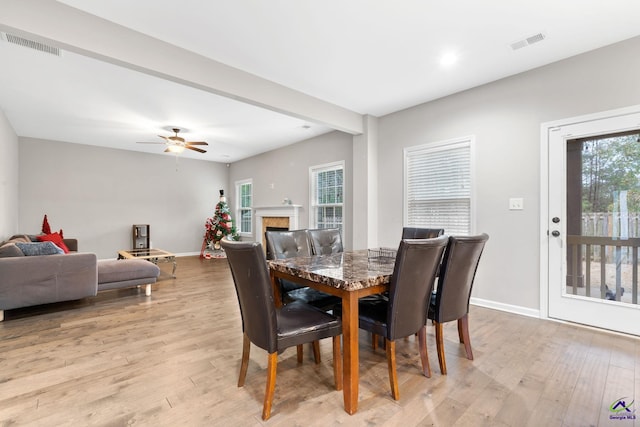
xmin=470 ymin=297 xmax=540 ymax=319
xmin=176 ymin=251 xmax=201 ymax=257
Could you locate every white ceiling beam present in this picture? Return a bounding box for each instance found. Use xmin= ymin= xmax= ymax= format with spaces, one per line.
xmin=0 ymin=0 xmax=363 ymax=135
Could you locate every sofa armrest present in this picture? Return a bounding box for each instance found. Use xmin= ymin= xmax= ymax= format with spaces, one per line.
xmin=63 ymin=238 xmax=78 ymax=252
xmin=0 ymin=253 xmax=97 ymax=310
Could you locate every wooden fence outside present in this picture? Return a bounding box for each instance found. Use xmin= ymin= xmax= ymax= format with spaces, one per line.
xmin=581 ymin=212 xmax=640 ymax=262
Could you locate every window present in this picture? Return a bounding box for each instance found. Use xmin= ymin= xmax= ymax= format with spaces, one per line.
xmin=404 ymin=137 xmax=473 ymax=235
xmin=310 ymin=162 xmax=344 ymax=231
xmin=236 ymin=180 xmax=252 ymax=234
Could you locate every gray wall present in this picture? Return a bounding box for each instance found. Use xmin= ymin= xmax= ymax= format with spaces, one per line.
xmin=18 ymin=138 xmax=229 ymax=259
xmin=229 ymin=131 xmax=353 ymax=247
xmin=0 ymin=110 xmax=19 ymax=238
xmin=7 ymin=36 xmax=640 ymax=314
xmin=377 ymin=36 xmax=640 ymax=313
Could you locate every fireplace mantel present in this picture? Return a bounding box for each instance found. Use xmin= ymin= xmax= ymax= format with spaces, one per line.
xmin=254 ymin=205 xmax=302 ymax=236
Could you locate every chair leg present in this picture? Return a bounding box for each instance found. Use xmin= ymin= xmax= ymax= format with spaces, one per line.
xmin=434 ymin=321 xmax=447 ymax=375
xmin=297 ymin=345 xmax=303 ymax=363
xmin=458 ymin=315 xmax=474 ymax=360
xmin=372 ymin=333 xmax=378 ymax=350
xmin=312 ymin=341 xmax=321 ymax=364
xmin=332 ymin=335 xmax=343 ymax=391
xmin=417 ymin=325 xmax=431 ymax=378
xmin=238 ymin=333 xmax=251 ymax=387
xmin=262 ymin=352 xmax=278 ymax=420
xmin=385 ymin=339 xmax=399 ymax=400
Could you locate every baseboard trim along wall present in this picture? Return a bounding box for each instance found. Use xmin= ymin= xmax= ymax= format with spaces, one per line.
xmin=470 ymin=297 xmax=541 ymax=319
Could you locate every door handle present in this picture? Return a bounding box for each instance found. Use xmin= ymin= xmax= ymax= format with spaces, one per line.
xmin=551 ymin=230 xmax=560 ymax=237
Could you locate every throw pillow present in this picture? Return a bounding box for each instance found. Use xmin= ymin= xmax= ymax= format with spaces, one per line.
xmin=15 ymin=241 xmax=65 ymax=256
xmin=0 ymin=242 xmax=25 ymax=258
xmin=42 ymin=214 xmax=52 ymax=234
xmin=37 ymin=232 xmax=70 ymax=253
xmin=8 ymin=234 xmax=31 ymax=243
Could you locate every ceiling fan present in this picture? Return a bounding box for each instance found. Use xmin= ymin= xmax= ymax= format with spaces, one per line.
xmin=137 ymin=128 xmax=208 ymax=154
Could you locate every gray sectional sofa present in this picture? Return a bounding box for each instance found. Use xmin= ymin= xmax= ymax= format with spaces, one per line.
xmin=0 ymin=234 xmax=160 ymax=321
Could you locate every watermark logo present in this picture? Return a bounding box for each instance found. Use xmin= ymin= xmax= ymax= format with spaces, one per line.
xmin=609 ymin=397 xmax=636 ymax=421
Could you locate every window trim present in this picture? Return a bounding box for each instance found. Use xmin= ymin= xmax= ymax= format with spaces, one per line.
xmin=403 ymin=136 xmax=476 ymax=235
xmin=235 ymin=179 xmax=253 ymax=236
xmin=309 ymin=160 xmax=345 ymax=231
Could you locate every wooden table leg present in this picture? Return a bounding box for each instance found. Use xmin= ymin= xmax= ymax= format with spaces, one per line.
xmin=270 ymin=270 xmax=283 ymax=308
xmin=342 ymin=291 xmax=359 ymax=414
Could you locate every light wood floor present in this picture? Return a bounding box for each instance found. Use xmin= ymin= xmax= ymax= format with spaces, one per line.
xmin=1 ymin=256 xmax=639 ymax=426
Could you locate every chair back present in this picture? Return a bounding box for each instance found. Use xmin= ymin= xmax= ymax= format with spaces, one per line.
xmin=401 ymin=227 xmax=445 ymax=239
xmin=265 ymin=229 xmax=312 ymax=260
xmin=307 ymin=228 xmax=344 ymax=255
xmin=386 ymin=235 xmax=448 ymax=340
xmin=432 ymin=234 xmax=489 ymax=323
xmin=221 ymin=239 xmax=278 ymax=353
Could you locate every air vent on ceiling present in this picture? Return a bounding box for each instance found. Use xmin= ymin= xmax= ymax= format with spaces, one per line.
xmin=510 ymin=32 xmax=546 ymax=51
xmin=0 ymin=32 xmax=62 ymax=56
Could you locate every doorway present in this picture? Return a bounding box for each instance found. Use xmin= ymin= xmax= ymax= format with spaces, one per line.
xmin=542 ymin=105 xmax=640 ymax=335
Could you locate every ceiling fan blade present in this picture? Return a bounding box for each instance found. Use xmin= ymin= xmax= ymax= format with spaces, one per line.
xmin=186 ymin=141 xmax=208 ymax=146
xmin=185 ymin=145 xmax=207 ymax=153
xmin=164 ymin=148 xmax=171 ymax=153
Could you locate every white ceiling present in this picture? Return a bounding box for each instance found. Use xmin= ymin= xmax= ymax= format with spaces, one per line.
xmin=1 ymin=0 xmax=639 ymax=162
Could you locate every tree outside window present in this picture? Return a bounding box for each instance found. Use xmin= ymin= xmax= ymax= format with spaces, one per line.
xmin=310 ymin=162 xmax=344 ymax=231
xmin=236 ymin=180 xmax=252 ymax=234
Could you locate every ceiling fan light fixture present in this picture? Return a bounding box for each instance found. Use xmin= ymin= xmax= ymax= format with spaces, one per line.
xmin=138 ymin=127 xmax=207 ymax=154
xmin=167 ymin=145 xmax=185 ymax=154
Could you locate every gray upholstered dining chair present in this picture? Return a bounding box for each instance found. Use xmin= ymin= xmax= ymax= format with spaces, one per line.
xmin=221 ymin=239 xmax=342 ymax=420
xmin=368 ymin=226 xmax=446 ymax=351
xmin=307 ymin=228 xmax=344 ymax=255
xmin=265 ymin=229 xmax=341 ymax=312
xmin=357 ymin=236 xmax=448 ymax=400
xmin=264 ymin=229 xmax=309 ymax=299
xmin=428 ymin=233 xmax=489 ymax=375
xmin=401 ymin=227 xmax=445 ymax=239
xmin=264 ymin=229 xmax=341 ymax=363
xmin=265 ymin=229 xmax=312 ymax=262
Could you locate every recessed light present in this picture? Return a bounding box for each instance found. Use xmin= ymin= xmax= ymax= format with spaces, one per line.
xmin=302 ymin=124 xmax=311 ymax=129
xmin=440 ymin=52 xmax=458 ymax=67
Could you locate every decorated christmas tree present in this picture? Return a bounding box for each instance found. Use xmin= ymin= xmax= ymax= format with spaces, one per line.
xmin=205 ymin=189 xmax=238 ymax=250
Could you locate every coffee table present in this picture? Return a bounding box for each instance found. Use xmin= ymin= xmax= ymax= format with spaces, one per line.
xmin=117 ymin=248 xmax=176 ymax=278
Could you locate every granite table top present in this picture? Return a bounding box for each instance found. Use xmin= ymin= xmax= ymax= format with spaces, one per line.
xmin=268 ymin=249 xmax=396 ymax=292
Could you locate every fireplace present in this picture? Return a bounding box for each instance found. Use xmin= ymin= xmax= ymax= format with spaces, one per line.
xmin=254 ymin=205 xmax=301 ymax=250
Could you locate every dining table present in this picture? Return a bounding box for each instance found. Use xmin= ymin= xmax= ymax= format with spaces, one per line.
xmin=268 ymin=249 xmax=396 ymax=415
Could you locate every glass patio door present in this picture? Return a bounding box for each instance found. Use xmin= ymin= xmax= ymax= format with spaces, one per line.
xmin=546 ymin=108 xmax=640 ymax=335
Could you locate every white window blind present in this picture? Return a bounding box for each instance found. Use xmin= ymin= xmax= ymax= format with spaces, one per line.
xmin=405 ymin=138 xmax=473 ymax=235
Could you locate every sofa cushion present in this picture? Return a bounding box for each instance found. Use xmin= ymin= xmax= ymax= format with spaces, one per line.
xmin=37 ymin=232 xmax=70 ymax=253
xmin=7 ymin=234 xmax=31 ymax=243
xmin=97 ymin=259 xmax=160 ymax=284
xmin=15 ymin=241 xmax=65 ymax=256
xmin=0 ymin=243 xmax=25 ymax=258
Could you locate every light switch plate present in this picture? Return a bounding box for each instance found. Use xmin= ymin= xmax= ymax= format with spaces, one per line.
xmin=509 ymin=197 xmax=524 ymax=210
